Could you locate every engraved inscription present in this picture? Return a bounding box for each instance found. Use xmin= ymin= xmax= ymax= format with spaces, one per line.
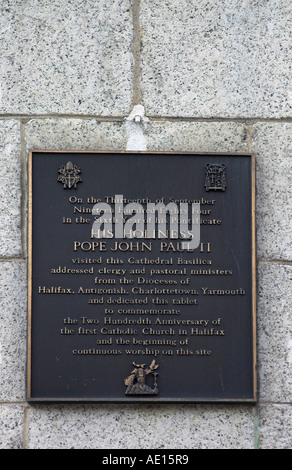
xmin=28 ymin=152 xmax=256 ymax=402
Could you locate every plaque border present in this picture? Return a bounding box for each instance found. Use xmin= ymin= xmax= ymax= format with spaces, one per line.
xmin=27 ymin=151 xmax=257 ymax=403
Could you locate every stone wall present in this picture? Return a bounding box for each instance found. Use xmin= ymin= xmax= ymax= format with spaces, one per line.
xmin=0 ymin=0 xmax=291 ymax=449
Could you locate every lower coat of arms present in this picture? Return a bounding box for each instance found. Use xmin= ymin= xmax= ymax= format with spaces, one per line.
xmin=124 ymin=360 xmax=159 ymax=395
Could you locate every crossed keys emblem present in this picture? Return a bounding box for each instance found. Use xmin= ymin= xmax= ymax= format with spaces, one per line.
xmin=57 ymin=161 xmax=82 ymax=189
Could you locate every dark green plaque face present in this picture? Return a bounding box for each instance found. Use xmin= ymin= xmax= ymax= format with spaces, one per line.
xmin=28 ymin=152 xmax=256 ymax=402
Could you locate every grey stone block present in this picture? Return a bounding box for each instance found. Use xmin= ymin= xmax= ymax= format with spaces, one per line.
xmin=0 ymin=120 xmax=22 ymax=257
xmin=0 ymin=261 xmax=27 ymax=402
xmin=257 ymin=262 xmax=292 ymax=402
xmin=140 ymin=0 xmax=292 ymax=118
xmin=252 ymin=123 xmax=292 ymax=260
xmin=259 ymin=405 xmax=292 ymax=449
xmin=25 ymin=119 xmax=127 ymax=151
xmin=0 ymin=405 xmax=25 ymax=449
xmin=27 ymin=404 xmax=255 ymax=449
xmin=145 ymin=121 xmax=249 ymax=152
xmin=0 ymin=0 xmax=132 ymax=115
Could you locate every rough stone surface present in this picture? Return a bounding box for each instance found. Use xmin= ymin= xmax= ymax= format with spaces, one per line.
xmin=259 ymin=405 xmax=292 ymax=449
xmin=257 ymin=262 xmax=292 ymax=402
xmin=0 ymin=120 xmax=22 ymax=257
xmin=252 ymin=123 xmax=292 ymax=260
xmin=145 ymin=121 xmax=249 ymax=152
xmin=0 ymin=0 xmax=133 ymax=115
xmin=25 ymin=119 xmax=127 ymax=151
xmin=0 ymin=405 xmax=25 ymax=449
xmin=140 ymin=0 xmax=292 ymax=118
xmin=27 ymin=405 xmax=255 ymax=449
xmin=0 ymin=261 xmax=27 ymax=402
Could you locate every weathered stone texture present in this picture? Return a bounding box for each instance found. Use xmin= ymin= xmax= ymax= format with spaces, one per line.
xmin=0 ymin=0 xmax=133 ymax=115
xmin=257 ymin=262 xmax=292 ymax=402
xmin=146 ymin=121 xmax=249 ymax=152
xmin=0 ymin=120 xmax=22 ymax=257
xmin=0 ymin=261 xmax=27 ymax=402
xmin=259 ymin=405 xmax=292 ymax=449
xmin=27 ymin=405 xmax=254 ymax=449
xmin=140 ymin=0 xmax=292 ymax=118
xmin=252 ymin=123 xmax=292 ymax=260
xmin=25 ymin=119 xmax=127 ymax=151
xmin=0 ymin=405 xmax=25 ymax=449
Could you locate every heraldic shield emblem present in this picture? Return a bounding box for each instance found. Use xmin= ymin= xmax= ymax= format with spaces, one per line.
xmin=58 ymin=161 xmax=82 ymax=189
xmin=205 ymin=163 xmax=226 ymax=191
xmin=124 ymin=360 xmax=159 ymax=395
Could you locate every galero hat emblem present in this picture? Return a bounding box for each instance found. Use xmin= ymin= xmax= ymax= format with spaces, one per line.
xmin=205 ymin=163 xmax=226 ymax=191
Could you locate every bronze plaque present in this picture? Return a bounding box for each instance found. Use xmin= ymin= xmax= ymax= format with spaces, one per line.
xmin=28 ymin=151 xmax=256 ymax=402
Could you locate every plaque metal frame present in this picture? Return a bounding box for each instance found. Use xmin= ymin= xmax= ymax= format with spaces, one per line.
xmin=27 ymin=151 xmax=257 ymax=403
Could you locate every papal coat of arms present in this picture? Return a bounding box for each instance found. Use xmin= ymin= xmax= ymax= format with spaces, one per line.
xmin=124 ymin=360 xmax=159 ymax=395
xmin=205 ymin=163 xmax=226 ymax=191
xmin=57 ymin=161 xmax=82 ymax=189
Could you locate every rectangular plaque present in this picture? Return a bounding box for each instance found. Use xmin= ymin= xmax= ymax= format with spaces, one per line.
xmin=28 ymin=151 xmax=256 ymax=402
